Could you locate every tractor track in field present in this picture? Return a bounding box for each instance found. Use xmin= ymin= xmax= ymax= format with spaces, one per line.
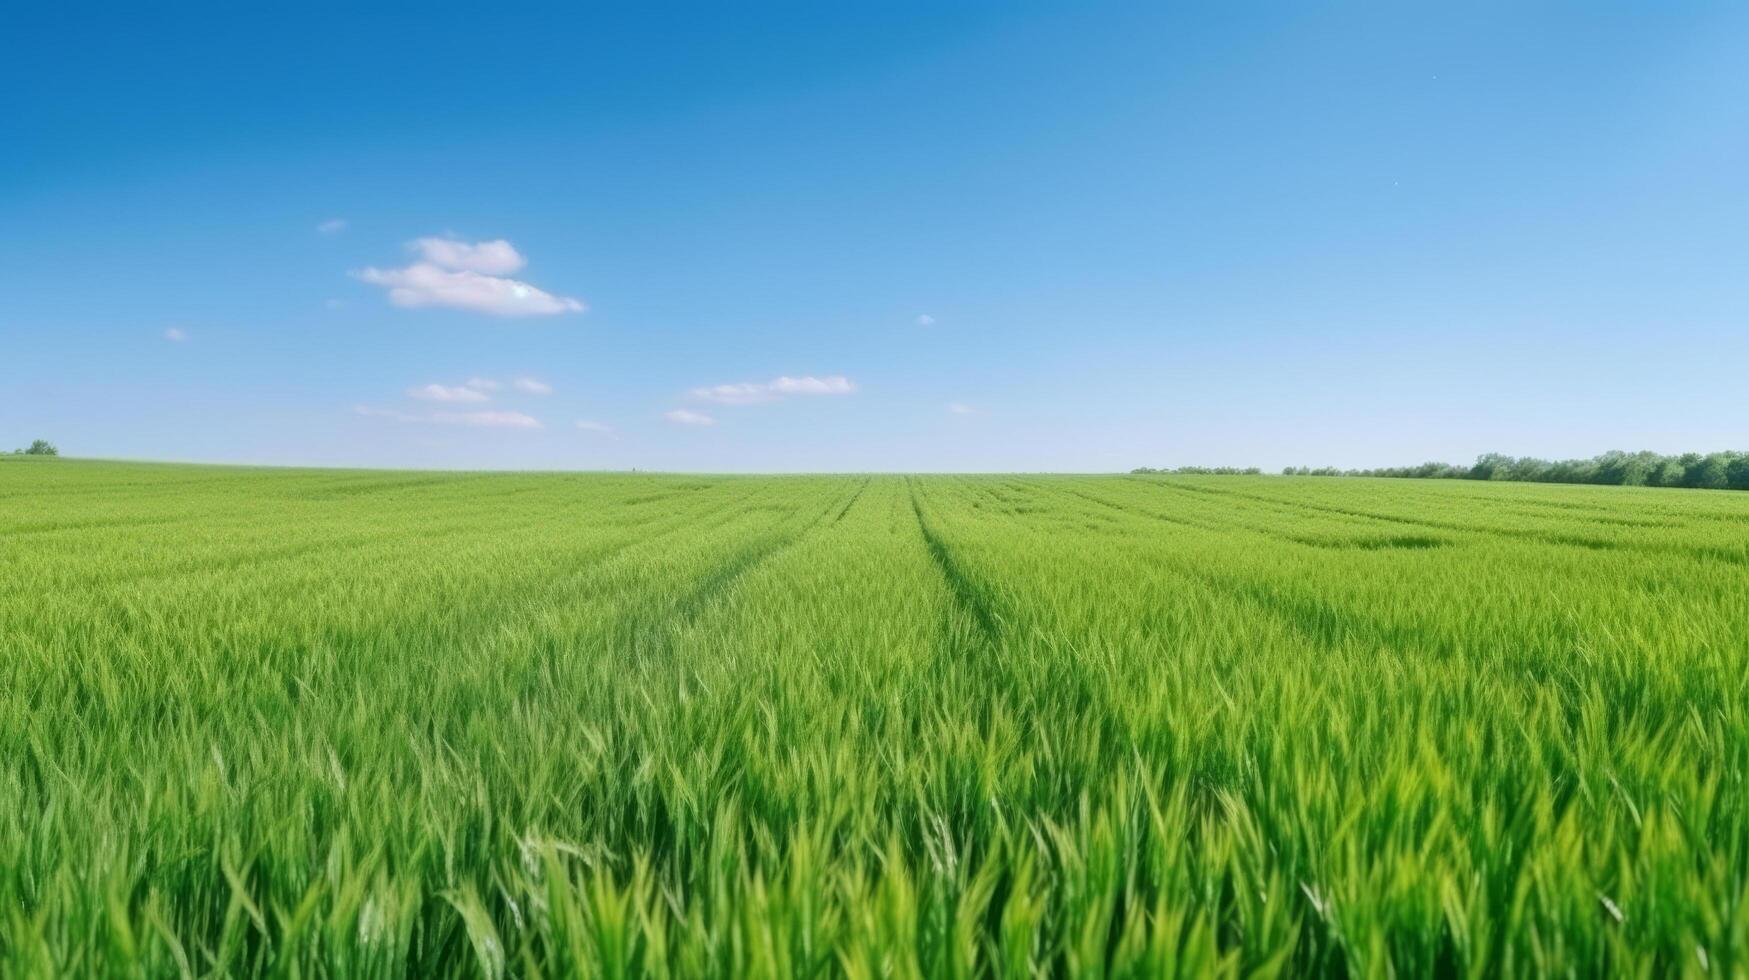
xmin=1136 ymin=478 xmax=1749 ymax=567
xmin=64 ymin=510 xmax=564 ymax=591
xmin=907 ymin=479 xmax=1003 ymax=650
xmin=424 ymin=490 xmax=767 ymax=653
xmin=833 ymin=476 xmax=872 ymax=523
xmin=1035 ymin=479 xmax=1400 ymax=552
xmin=625 ymin=478 xmax=864 ymax=656
xmin=1038 ymin=481 xmax=1216 ymax=531
xmin=1047 ymin=481 xmax=1490 ymax=652
xmin=1133 ymin=478 xmax=1629 ymax=552
xmin=83 ymin=482 xmax=758 ymax=598
xmin=983 ymin=480 xmax=1467 ymax=658
xmin=2 ymin=512 xmax=210 ymax=538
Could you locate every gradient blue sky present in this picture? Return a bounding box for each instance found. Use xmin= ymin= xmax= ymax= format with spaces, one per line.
xmin=4 ymin=2 xmax=1746 ymax=471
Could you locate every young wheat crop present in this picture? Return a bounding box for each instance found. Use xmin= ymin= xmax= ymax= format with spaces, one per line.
xmin=2 ymin=461 xmax=1745 ymax=976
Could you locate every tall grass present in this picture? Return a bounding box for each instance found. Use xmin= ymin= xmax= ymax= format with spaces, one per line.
xmin=2 ymin=461 xmax=1746 ymax=976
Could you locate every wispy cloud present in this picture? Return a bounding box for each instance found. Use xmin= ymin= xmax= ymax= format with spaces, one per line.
xmin=690 ymin=375 xmax=856 ymax=405
xmin=318 ymin=218 xmax=348 ymax=235
xmin=464 ymin=377 xmax=501 ymax=391
xmin=355 ymin=264 xmax=584 ymax=317
xmin=353 ymin=405 xmax=423 ymax=423
xmin=770 ymin=375 xmax=855 ymax=396
xmin=690 ymin=382 xmax=772 ymax=405
xmin=434 ymin=410 xmax=541 ymax=429
xmin=355 ymin=405 xmax=541 ymax=428
xmin=408 ymin=382 xmax=491 ymax=403
xmin=916 ymin=314 xmax=936 ymax=326
xmin=163 ymin=327 xmax=189 ymax=342
xmin=947 ymin=402 xmax=976 ymax=415
xmin=354 ymin=236 xmax=585 ymax=317
xmin=685 ymin=379 xmax=769 ymax=402
xmin=575 ymin=420 xmax=616 ymax=436
xmin=664 ymin=409 xmax=717 ymax=426
xmin=513 ymin=377 xmax=553 ymax=395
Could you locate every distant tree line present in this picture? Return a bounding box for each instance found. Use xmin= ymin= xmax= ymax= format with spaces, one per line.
xmin=1281 ymin=450 xmax=1749 ymax=490
xmin=8 ymin=440 xmax=58 ymax=457
xmin=1130 ymin=465 xmax=1262 ymax=476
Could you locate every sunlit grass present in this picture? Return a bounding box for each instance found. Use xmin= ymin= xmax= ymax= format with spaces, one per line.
xmin=2 ymin=461 xmax=1746 ymax=976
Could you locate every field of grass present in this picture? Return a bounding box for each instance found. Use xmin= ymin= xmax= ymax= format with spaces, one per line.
xmin=2 ymin=459 xmax=1747 ymax=977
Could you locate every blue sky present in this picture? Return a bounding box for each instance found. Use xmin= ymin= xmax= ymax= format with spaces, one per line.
xmin=4 ymin=2 xmax=1746 ymax=471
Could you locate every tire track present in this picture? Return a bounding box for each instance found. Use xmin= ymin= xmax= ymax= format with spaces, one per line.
xmin=626 ymin=479 xmax=862 ymax=655
xmin=908 ymin=479 xmax=1003 ymax=649
xmin=1130 ymin=478 xmax=1636 ymax=555
xmin=833 ymin=476 xmax=873 ymax=523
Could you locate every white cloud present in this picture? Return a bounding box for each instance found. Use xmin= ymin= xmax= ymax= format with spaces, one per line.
xmin=354 ymin=237 xmax=584 ymax=318
xmin=575 ymin=420 xmax=615 ymax=435
xmin=690 ymin=382 xmax=772 ymax=405
xmin=410 ymin=237 xmax=524 ymax=275
xmin=356 ymin=405 xmax=540 ymax=428
xmin=690 ymin=374 xmax=856 ymax=405
xmin=325 ymin=298 xmax=346 ymax=310
xmin=408 ymin=383 xmax=491 ymax=403
xmin=916 ymin=314 xmax=936 ymax=326
xmin=318 ymin=218 xmax=348 ymax=235
xmin=770 ymin=375 xmax=855 ymax=396
xmin=356 ymin=264 xmax=585 ymax=317
xmin=433 ymin=410 xmax=541 ymax=429
xmin=947 ymin=402 xmax=976 ymax=415
xmin=163 ymin=327 xmax=189 ymax=342
xmin=664 ymin=409 xmax=717 ymax=426
xmin=353 ymin=405 xmax=423 ymax=422
xmin=513 ymin=377 xmax=553 ymax=395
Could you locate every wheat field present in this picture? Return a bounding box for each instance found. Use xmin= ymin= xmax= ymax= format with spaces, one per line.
xmin=2 ymin=459 xmax=1746 ymax=977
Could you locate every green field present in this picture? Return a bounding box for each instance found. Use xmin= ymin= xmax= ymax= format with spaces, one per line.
xmin=3 ymin=460 xmax=1746 ymax=977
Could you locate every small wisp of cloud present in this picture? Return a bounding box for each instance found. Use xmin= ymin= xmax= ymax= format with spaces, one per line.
xmin=360 ymin=374 xmax=553 ymax=427
xmin=916 ymin=314 xmax=936 ymax=327
xmin=353 ymin=405 xmax=422 ymax=423
xmin=354 ymin=236 xmax=585 ymax=317
xmin=356 ymin=405 xmax=541 ymax=429
xmin=947 ymin=402 xmax=976 ymax=415
xmin=163 ymin=327 xmax=189 ymax=343
xmin=317 ymin=218 xmax=348 ymax=235
xmin=664 ymin=409 xmax=717 ymax=426
xmin=575 ymin=420 xmax=616 ymax=437
xmin=404 ymin=377 xmax=549 ymax=402
xmin=690 ymin=375 xmax=856 ymax=405
xmin=434 ymin=410 xmax=541 ymax=429
xmin=408 ymin=383 xmax=491 ymax=403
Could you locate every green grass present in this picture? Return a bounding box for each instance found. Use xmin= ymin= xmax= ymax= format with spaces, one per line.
xmin=3 ymin=460 xmax=1747 ymax=977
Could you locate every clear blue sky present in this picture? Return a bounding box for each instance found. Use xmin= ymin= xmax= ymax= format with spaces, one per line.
xmin=4 ymin=2 xmax=1746 ymax=471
